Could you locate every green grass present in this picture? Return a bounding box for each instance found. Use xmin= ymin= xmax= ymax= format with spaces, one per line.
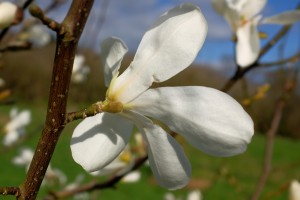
xmin=1 ymin=103 xmax=300 ymax=200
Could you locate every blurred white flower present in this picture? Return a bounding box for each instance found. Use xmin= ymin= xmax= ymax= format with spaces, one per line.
xmin=121 ymin=171 xmax=141 ymax=183
xmin=187 ymin=190 xmax=202 ymax=200
xmin=12 ymin=147 xmax=34 ymax=170
xmin=164 ymin=190 xmax=202 ymax=200
xmin=289 ymin=180 xmax=300 ymax=200
xmin=3 ymin=108 xmax=31 ymax=146
xmin=71 ymin=4 xmax=253 ymax=190
xmin=212 ymin=0 xmax=300 ymax=67
xmin=0 ymin=78 xmax=5 ymax=87
xmin=12 ymin=148 xmax=67 ymax=186
xmin=0 ymin=1 xmax=18 ymax=29
xmin=72 ymin=54 xmax=90 ymax=83
xmin=18 ymin=24 xmax=51 ymax=47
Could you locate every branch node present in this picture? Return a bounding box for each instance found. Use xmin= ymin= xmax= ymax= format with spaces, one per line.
xmin=29 ymin=4 xmax=61 ymax=32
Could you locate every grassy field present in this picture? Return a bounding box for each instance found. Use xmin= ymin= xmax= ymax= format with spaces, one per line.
xmin=1 ymin=103 xmax=300 ymax=200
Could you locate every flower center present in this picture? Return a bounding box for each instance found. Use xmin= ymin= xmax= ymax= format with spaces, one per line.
xmin=101 ymin=99 xmax=123 ymax=113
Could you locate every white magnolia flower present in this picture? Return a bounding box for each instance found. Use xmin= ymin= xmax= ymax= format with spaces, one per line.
xmin=3 ymin=108 xmax=31 ymax=146
xmin=71 ymin=4 xmax=254 ymax=190
xmin=0 ymin=2 xmax=18 ymax=29
xmin=289 ymin=180 xmax=300 ymax=200
xmin=212 ymin=0 xmax=300 ymax=67
xmin=72 ymin=54 xmax=90 ymax=83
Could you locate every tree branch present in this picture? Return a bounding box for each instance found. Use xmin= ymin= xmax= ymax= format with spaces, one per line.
xmin=258 ymin=52 xmax=300 ymax=68
xmin=249 ymin=78 xmax=297 ymax=200
xmin=29 ymin=4 xmax=61 ymax=32
xmin=16 ymin=1 xmax=94 ymax=199
xmin=64 ymin=102 xmax=103 ymax=125
xmin=0 ymin=187 xmax=20 ymax=197
xmin=45 ymin=155 xmax=148 ymax=200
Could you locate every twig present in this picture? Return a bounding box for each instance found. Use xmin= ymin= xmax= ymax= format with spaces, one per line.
xmin=0 ymin=186 xmax=20 ymax=197
xmin=0 ymin=41 xmax=31 ymax=52
xmin=45 ymin=155 xmax=148 ymax=200
xmin=249 ymin=77 xmax=297 ymax=200
xmin=29 ymin=4 xmax=61 ymax=32
xmin=258 ymin=52 xmax=300 ymax=68
xmin=64 ymin=102 xmax=103 ymax=125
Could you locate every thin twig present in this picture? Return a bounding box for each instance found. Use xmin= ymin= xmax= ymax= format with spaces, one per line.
xmin=64 ymin=102 xmax=103 ymax=125
xmin=258 ymin=52 xmax=300 ymax=68
xmin=249 ymin=77 xmax=297 ymax=200
xmin=29 ymin=4 xmax=61 ymax=32
xmin=0 ymin=186 xmax=20 ymax=197
xmin=45 ymin=155 xmax=148 ymax=200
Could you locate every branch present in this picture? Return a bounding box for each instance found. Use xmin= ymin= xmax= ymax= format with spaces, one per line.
xmin=16 ymin=1 xmax=94 ymax=199
xmin=45 ymin=155 xmax=148 ymax=200
xmin=249 ymin=78 xmax=297 ymax=200
xmin=64 ymin=102 xmax=103 ymax=124
xmin=0 ymin=187 xmax=20 ymax=197
xmin=258 ymin=52 xmax=300 ymax=68
xmin=29 ymin=4 xmax=61 ymax=32
xmin=0 ymin=41 xmax=31 ymax=52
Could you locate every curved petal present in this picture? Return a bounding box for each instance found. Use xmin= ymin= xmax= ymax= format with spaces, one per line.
xmin=101 ymin=37 xmax=128 ymax=87
xmin=226 ymin=0 xmax=248 ymax=13
xmin=242 ymin=0 xmax=267 ymax=19
xmin=262 ymin=10 xmax=300 ymax=25
xmin=211 ymin=0 xmax=228 ymax=16
xmin=71 ymin=113 xmax=133 ymax=172
xmin=212 ymin=0 xmax=240 ymax=31
xmin=130 ymin=86 xmax=254 ymax=157
xmin=125 ymin=111 xmax=191 ymax=190
xmin=236 ymin=18 xmax=260 ymax=68
xmin=108 ymin=4 xmax=207 ymax=103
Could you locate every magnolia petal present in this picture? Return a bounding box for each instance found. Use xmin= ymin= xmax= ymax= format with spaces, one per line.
xmin=262 ymin=10 xmax=300 ymax=25
xmin=226 ymin=0 xmax=248 ymax=13
xmin=90 ymin=158 xmax=126 ymax=176
xmin=109 ymin=4 xmax=207 ymax=103
xmin=71 ymin=113 xmax=133 ymax=172
xmin=0 ymin=2 xmax=18 ymax=29
xmin=241 ymin=0 xmax=267 ymax=19
xmin=236 ymin=18 xmax=260 ymax=68
xmin=101 ymin=37 xmax=128 ymax=87
xmin=125 ymin=111 xmax=191 ymax=189
xmin=130 ymin=86 xmax=254 ymax=157
xmin=212 ymin=0 xmax=240 ymax=31
xmin=211 ymin=0 xmax=228 ymax=16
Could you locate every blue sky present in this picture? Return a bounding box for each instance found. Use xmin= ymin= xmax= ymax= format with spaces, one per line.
xmin=46 ymin=0 xmax=300 ymax=68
